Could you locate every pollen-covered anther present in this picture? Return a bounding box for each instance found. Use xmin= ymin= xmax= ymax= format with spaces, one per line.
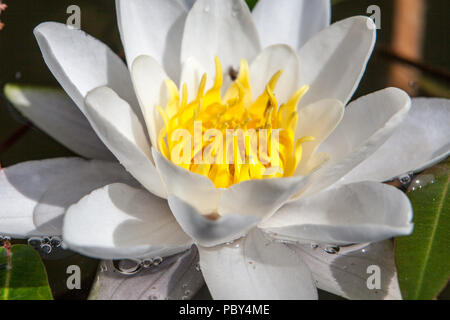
xmin=156 ymin=57 xmax=314 ymax=188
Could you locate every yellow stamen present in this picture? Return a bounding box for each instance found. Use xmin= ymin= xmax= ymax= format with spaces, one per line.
xmin=155 ymin=57 xmax=314 ymax=188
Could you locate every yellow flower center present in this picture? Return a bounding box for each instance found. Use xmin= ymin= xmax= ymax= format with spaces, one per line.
xmin=157 ymin=57 xmax=314 ymax=188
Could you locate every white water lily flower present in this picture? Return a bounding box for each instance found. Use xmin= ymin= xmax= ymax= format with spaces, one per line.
xmin=1 ymin=0 xmax=450 ymax=300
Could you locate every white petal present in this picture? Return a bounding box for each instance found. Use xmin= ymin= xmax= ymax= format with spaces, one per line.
xmin=0 ymin=158 xmax=135 ymax=238
xmin=63 ymin=183 xmax=192 ymax=260
xmin=84 ymin=86 xmax=166 ymax=198
xmin=294 ymin=98 xmax=345 ymax=175
xmin=152 ymin=149 xmax=221 ymax=214
xmin=219 ymin=175 xmax=310 ymax=218
xmin=298 ymin=16 xmax=376 ymax=107
xmin=34 ymin=22 xmax=141 ymax=120
xmin=249 ymin=44 xmax=300 ymax=103
xmin=198 ymin=229 xmax=317 ymax=300
xmin=341 ymin=98 xmax=450 ymax=184
xmin=116 ymin=0 xmax=187 ymax=81
xmin=168 ymin=196 xmax=260 ymax=247
xmin=181 ymin=0 xmax=261 ymax=85
xmin=89 ymin=248 xmax=204 ymax=300
xmin=260 ymin=181 xmax=413 ymax=245
xmin=305 ymin=88 xmax=411 ymax=196
xmin=290 ymin=241 xmax=402 ymax=300
xmin=253 ymin=0 xmax=330 ymax=50
xmin=131 ymin=55 xmax=169 ymax=150
xmin=4 ymin=84 xmax=113 ymax=161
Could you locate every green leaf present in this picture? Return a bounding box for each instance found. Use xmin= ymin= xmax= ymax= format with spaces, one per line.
xmin=0 ymin=244 xmax=53 ymax=300
xmin=395 ymin=162 xmax=450 ymax=300
xmin=246 ymin=0 xmax=258 ymax=10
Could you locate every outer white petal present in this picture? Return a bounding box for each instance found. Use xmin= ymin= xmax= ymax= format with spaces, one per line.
xmin=168 ymin=196 xmax=260 ymax=247
xmin=260 ymin=182 xmax=413 ymax=245
xmin=0 ymin=158 xmax=135 ymax=238
xmin=249 ymin=44 xmax=300 ymax=103
xmin=218 ymin=175 xmax=310 ymax=218
xmin=4 ymin=84 xmax=113 ymax=161
xmin=294 ymin=99 xmax=345 ymax=175
xmin=84 ymin=87 xmax=166 ymax=198
xmin=63 ymin=183 xmax=192 ymax=260
xmin=253 ymin=0 xmax=331 ymax=50
xmin=152 ymin=149 xmax=221 ymax=214
xmin=340 ymin=98 xmax=450 ymax=184
xmin=116 ymin=0 xmax=187 ymax=81
xmin=290 ymin=241 xmax=402 ymax=300
xmin=34 ymin=22 xmax=141 ymax=120
xmin=198 ymin=229 xmax=317 ymax=300
xmin=89 ymin=247 xmax=204 ymax=300
xmin=304 ymin=88 xmax=411 ymax=196
xmin=181 ymin=0 xmax=261 ymax=87
xmin=131 ymin=55 xmax=169 ymax=150
xmin=298 ymin=16 xmax=376 ymax=107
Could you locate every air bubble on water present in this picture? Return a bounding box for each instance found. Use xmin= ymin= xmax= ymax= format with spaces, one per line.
xmin=399 ymin=173 xmax=412 ymax=185
xmin=141 ymin=259 xmax=153 ymax=268
xmin=152 ymin=256 xmax=163 ymax=266
xmin=27 ymin=237 xmax=42 ymax=247
xmin=50 ymin=236 xmax=62 ymax=248
xmin=324 ymin=246 xmax=340 ymax=254
xmin=40 ymin=243 xmax=52 ymax=255
xmin=184 ymin=290 xmax=191 ymax=296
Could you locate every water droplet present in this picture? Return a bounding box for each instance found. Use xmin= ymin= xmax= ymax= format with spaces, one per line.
xmin=27 ymin=237 xmax=42 ymax=247
xmin=42 ymin=236 xmax=51 ymax=244
xmin=40 ymin=243 xmax=52 ymax=255
xmin=152 ymin=256 xmax=163 ymax=266
xmin=324 ymin=246 xmax=340 ymax=254
xmin=399 ymin=173 xmax=412 ymax=185
xmin=195 ymin=263 xmax=201 ymax=272
xmin=15 ymin=72 xmax=22 ymax=79
xmin=113 ymin=259 xmax=142 ymax=275
xmin=204 ymin=6 xmax=210 ymax=13
xmin=182 ymin=283 xmax=188 ymax=289
xmin=141 ymin=259 xmax=153 ymax=268
xmin=311 ymin=243 xmax=319 ymax=249
xmin=0 ymin=236 xmax=11 ymax=246
xmin=408 ymin=174 xmax=435 ymax=192
xmin=50 ymin=236 xmax=62 ymax=248
xmin=184 ymin=290 xmax=191 ymax=296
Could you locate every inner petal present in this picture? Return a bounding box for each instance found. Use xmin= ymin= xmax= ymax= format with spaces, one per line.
xmin=152 ymin=57 xmax=314 ymax=188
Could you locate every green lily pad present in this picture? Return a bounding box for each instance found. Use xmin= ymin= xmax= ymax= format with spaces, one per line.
xmin=395 ymin=162 xmax=450 ymax=300
xmin=0 ymin=244 xmax=53 ymax=300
